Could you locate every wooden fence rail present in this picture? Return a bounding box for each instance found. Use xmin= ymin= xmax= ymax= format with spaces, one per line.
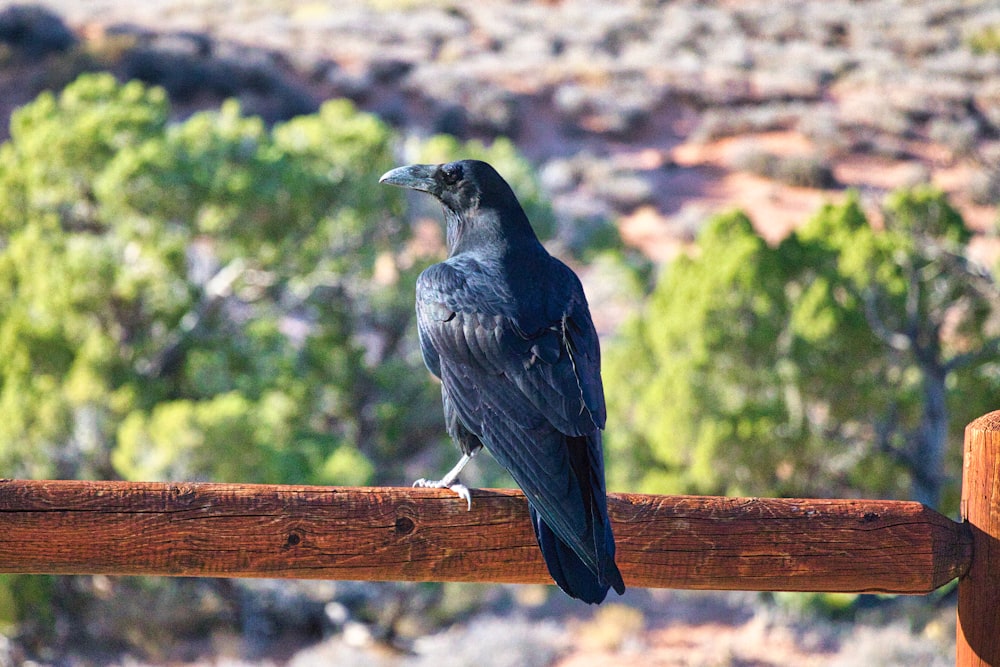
xmin=0 ymin=410 xmax=996 ymax=665
xmin=0 ymin=482 xmax=971 ymax=592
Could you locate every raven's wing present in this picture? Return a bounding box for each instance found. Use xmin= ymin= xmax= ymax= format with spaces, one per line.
xmin=418 ymin=257 xmax=605 ymax=432
xmin=508 ymin=261 xmax=606 ymax=435
xmin=416 ymin=258 xmax=615 ymax=582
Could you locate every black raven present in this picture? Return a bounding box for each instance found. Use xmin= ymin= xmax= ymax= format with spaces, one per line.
xmin=380 ymin=159 xmax=625 ymax=604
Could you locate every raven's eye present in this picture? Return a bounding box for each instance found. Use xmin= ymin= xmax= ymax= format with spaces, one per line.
xmin=441 ymin=163 xmax=462 ymax=186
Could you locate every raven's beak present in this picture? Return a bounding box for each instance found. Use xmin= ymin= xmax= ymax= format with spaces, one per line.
xmin=379 ymin=164 xmax=437 ymax=193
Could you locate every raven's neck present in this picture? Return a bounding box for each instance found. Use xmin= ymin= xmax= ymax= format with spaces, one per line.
xmin=444 ymin=203 xmax=546 ymax=262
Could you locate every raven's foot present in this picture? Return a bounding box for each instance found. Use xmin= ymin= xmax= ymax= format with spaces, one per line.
xmin=412 ymin=452 xmax=475 ymax=510
xmin=412 ymin=477 xmax=472 ymax=511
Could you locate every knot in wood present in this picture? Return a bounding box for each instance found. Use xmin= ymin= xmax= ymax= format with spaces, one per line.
xmin=394 ymin=516 xmax=415 ymax=536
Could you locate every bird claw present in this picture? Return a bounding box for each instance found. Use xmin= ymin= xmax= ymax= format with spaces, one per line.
xmin=412 ymin=478 xmax=473 ymax=511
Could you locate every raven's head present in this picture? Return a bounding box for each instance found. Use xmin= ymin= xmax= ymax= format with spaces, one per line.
xmin=380 ymin=159 xmax=536 ymax=254
xmin=379 ymin=159 xmax=514 ymax=212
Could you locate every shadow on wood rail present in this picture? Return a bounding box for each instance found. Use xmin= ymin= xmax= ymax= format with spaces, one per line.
xmin=0 ymin=410 xmax=996 ymax=665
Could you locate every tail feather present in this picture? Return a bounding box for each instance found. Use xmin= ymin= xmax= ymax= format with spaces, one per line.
xmin=530 ymin=505 xmax=625 ymax=604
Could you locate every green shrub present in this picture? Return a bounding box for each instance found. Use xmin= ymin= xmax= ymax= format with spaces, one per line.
xmin=604 ymin=190 xmax=998 ymax=511
xmin=0 ymin=73 xmax=435 ymax=485
xmin=968 ymin=25 xmax=1000 ymax=54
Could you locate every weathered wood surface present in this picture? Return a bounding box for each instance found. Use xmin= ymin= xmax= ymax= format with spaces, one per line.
xmin=0 ymin=479 xmax=970 ymax=594
xmin=957 ymin=411 xmax=1000 ymax=667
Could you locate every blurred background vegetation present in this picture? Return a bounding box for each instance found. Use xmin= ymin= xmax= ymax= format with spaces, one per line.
xmin=0 ymin=1 xmax=998 ymax=665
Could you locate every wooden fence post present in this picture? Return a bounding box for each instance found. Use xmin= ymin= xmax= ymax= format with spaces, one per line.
xmin=957 ymin=411 xmax=1000 ymax=667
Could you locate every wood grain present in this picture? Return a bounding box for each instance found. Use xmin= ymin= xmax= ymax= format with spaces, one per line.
xmin=957 ymin=411 xmax=1000 ymax=666
xmin=0 ymin=480 xmax=971 ymax=594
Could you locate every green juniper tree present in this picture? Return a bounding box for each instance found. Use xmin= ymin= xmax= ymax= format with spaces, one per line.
xmin=605 ymin=191 xmax=1000 ymax=511
xmin=0 ymin=73 xmax=439 ymax=485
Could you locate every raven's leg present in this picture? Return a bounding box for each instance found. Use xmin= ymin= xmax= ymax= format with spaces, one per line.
xmin=413 ymin=452 xmax=475 ymax=510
